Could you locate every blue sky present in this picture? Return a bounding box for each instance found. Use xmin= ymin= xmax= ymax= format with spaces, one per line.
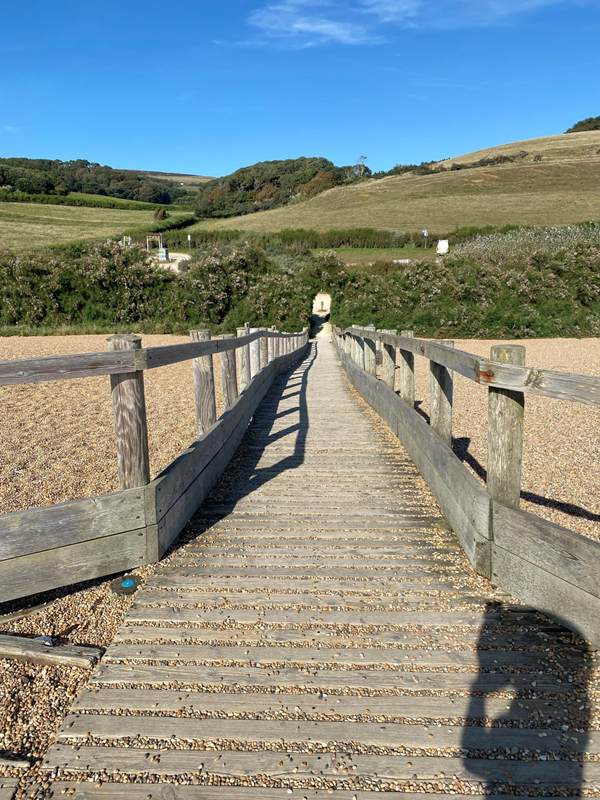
xmin=1 ymin=0 xmax=599 ymax=176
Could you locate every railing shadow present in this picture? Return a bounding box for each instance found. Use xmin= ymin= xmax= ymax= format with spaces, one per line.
xmin=412 ymin=402 xmax=598 ymax=524
xmin=461 ymin=599 xmax=592 ymax=794
xmin=179 ymin=342 xmax=318 ymax=540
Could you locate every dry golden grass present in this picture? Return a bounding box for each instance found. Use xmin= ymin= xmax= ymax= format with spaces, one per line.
xmin=191 ymin=131 xmax=600 ymax=233
xmin=0 ymin=203 xmax=155 ymax=251
xmin=439 ymin=129 xmax=600 ymax=166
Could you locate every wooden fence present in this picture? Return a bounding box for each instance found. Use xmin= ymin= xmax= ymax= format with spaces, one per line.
xmin=0 ymin=326 xmax=309 ymax=603
xmin=333 ymin=325 xmax=600 ymax=646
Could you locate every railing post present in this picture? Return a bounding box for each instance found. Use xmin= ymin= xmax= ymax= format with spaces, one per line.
xmin=430 ymin=340 xmax=454 ymax=446
xmin=219 ymin=334 xmax=238 ymax=410
xmin=487 ymin=345 xmax=526 ymax=507
xmin=381 ymin=329 xmax=397 ymax=390
xmin=259 ymin=328 xmax=269 ymax=369
xmin=107 ymin=334 xmax=150 ymax=490
xmin=249 ymin=328 xmax=261 ymax=377
xmin=236 ymin=324 xmax=251 ymax=391
xmin=344 ymin=334 xmax=351 ymax=357
xmin=399 ymin=330 xmax=415 ymax=407
xmin=190 ymin=329 xmax=217 ymax=436
xmin=356 ymin=334 xmax=365 ymax=369
xmin=364 ymin=330 xmax=377 ymax=376
xmin=268 ymin=326 xmax=276 ymax=362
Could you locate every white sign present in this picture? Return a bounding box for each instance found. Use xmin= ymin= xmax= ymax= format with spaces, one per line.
xmin=187 ymin=234 xmax=192 ymax=241
xmin=436 ymin=239 xmax=449 ymax=255
xmin=423 ymin=229 xmax=429 ymax=237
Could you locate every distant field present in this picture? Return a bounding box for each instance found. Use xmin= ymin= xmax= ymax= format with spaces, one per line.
xmin=312 ymin=247 xmax=438 ymax=264
xmin=137 ymin=171 xmax=213 ymax=186
xmin=0 ymin=203 xmax=155 ymax=250
xmin=190 ymin=131 xmax=600 ymax=234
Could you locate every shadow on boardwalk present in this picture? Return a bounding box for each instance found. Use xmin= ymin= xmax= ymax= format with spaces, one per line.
xmin=462 ymin=600 xmax=593 ymax=795
xmin=183 ymin=341 xmax=318 ymax=538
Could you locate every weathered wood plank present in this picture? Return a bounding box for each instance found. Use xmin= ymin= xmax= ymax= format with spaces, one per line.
xmin=72 ymin=686 xmax=573 ymax=721
xmin=493 ymin=502 xmax=600 ymax=598
xmin=0 ymin=528 xmax=147 ymax=603
xmin=190 ymin=329 xmax=217 ymax=435
xmin=219 ymin=334 xmax=238 ymax=410
xmin=0 ymin=350 xmax=137 ymax=387
xmin=0 ymin=634 xmax=102 ymax=667
xmin=108 ymin=335 xmax=150 ymax=490
xmin=0 ymin=489 xmax=145 ymax=561
xmin=347 ymin=327 xmax=600 ymax=406
xmin=105 ymin=642 xmax=571 ymax=670
xmin=487 ymin=344 xmax=526 ymax=507
xmin=56 ymin=714 xmax=581 ymax=754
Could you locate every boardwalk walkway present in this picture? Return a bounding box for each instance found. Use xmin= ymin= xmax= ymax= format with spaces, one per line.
xmin=43 ymin=329 xmax=599 ymax=797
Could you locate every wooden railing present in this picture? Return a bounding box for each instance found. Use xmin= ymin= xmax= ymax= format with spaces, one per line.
xmin=0 ymin=326 xmax=309 ymax=603
xmin=334 ymin=324 xmax=600 ymax=646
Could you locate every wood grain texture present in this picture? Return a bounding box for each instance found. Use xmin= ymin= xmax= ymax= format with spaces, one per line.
xmin=0 ymin=634 xmax=102 ymax=667
xmin=236 ymin=325 xmax=252 ymax=391
xmin=429 ymin=339 xmax=454 ymax=446
xmin=107 ymin=335 xmax=150 ymax=490
xmin=487 ymin=344 xmax=526 ymax=507
xmin=0 ymin=350 xmax=137 ymax=387
xmin=219 ymin=334 xmax=238 ymax=410
xmin=399 ymin=329 xmax=415 ymax=407
xmin=190 ymin=329 xmax=217 ymax=435
xmin=0 ymin=488 xmax=145 ymax=561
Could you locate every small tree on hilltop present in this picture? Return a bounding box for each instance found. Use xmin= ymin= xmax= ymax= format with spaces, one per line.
xmin=153 ymin=206 xmax=168 ymax=221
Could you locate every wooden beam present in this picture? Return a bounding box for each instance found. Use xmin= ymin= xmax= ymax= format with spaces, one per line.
xmin=219 ymin=334 xmax=238 ymax=410
xmin=487 ymin=344 xmax=526 ymax=508
xmin=399 ymin=330 xmax=415 ymax=408
xmin=0 ymin=634 xmax=103 ymax=668
xmin=430 ymin=339 xmax=454 ymax=446
xmin=190 ymin=329 xmax=217 ymax=436
xmin=107 ymin=335 xmax=150 ymax=490
xmin=236 ymin=325 xmax=251 ymax=392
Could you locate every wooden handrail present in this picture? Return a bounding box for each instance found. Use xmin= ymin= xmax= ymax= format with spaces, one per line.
xmin=0 ymin=328 xmax=309 ymax=387
xmin=338 ymin=325 xmax=600 ymax=407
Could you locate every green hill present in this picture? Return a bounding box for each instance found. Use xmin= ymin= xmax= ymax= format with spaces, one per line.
xmin=189 ymin=131 xmax=600 ymax=234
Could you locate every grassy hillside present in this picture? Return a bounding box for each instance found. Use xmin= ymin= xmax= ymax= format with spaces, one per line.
xmin=438 ymin=129 xmax=600 ymax=166
xmin=0 ymin=203 xmax=156 ymax=250
xmin=190 ymin=131 xmax=600 ymax=233
xmin=137 ymin=171 xmax=213 ymax=186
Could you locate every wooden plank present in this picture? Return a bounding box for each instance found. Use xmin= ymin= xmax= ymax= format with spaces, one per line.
xmin=0 ymin=528 xmax=147 ymax=604
xmin=0 ymin=785 xmax=17 ymax=800
xmin=56 ymin=714 xmax=582 ymax=754
xmin=236 ymin=325 xmax=251 ymax=391
xmin=0 ymin=756 xmax=30 ymax=770
xmin=45 ymin=754 xmax=600 ymax=788
xmin=429 ymin=339 xmax=454 ymax=446
xmin=91 ymin=662 xmax=570 ymax=693
xmin=108 ymin=335 xmax=150 ymax=490
xmin=219 ymin=334 xmax=238 ymax=409
xmin=487 ymin=345 xmax=526 ymax=507
xmin=348 ymin=327 xmax=600 ymax=407
xmin=105 ymin=642 xmax=571 ymax=670
xmin=492 ymin=539 xmax=600 ymax=645
xmin=72 ymin=686 xmax=573 ymax=722
xmin=493 ymin=502 xmax=600 ymax=598
xmin=0 ymin=634 xmax=102 ymax=667
xmin=0 ymin=350 xmax=136 ymax=387
xmin=114 ymin=623 xmax=579 ymax=647
xmin=125 ymin=606 xmax=553 ymax=629
xmin=190 ymin=329 xmax=217 ymax=435
xmin=40 ymin=785 xmax=568 ymax=800
xmin=144 ymin=576 xmax=456 ymax=592
xmin=142 ymin=331 xmax=263 ymax=370
xmin=0 ymin=488 xmax=145 ymax=561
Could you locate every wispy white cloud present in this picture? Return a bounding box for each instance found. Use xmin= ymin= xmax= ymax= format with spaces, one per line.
xmin=245 ymin=0 xmax=573 ymax=45
xmin=3 ymin=125 xmax=20 ymax=134
xmin=248 ymin=1 xmax=377 ymax=45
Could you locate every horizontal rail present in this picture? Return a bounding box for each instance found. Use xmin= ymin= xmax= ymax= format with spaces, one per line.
xmin=0 ymin=351 xmax=137 ymax=387
xmin=0 ymin=328 xmax=308 ymax=387
xmin=342 ymin=326 xmax=600 ymax=407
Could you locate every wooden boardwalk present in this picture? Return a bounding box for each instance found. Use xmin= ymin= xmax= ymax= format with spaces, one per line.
xmin=42 ymin=332 xmax=599 ymax=797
